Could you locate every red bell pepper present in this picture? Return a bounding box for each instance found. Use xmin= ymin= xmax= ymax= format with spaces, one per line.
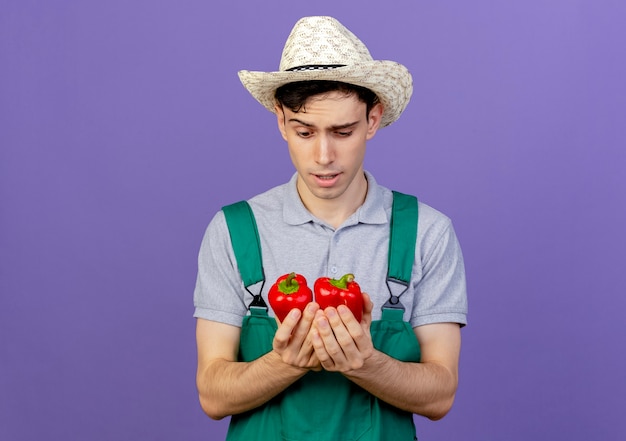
xmin=268 ymin=272 xmax=313 ymax=322
xmin=314 ymin=273 xmax=364 ymax=322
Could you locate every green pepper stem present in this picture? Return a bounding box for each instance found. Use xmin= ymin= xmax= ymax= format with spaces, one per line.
xmin=278 ymin=272 xmax=300 ymax=295
xmin=329 ymin=273 xmax=355 ymax=290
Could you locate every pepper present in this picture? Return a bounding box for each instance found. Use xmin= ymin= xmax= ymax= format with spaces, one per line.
xmin=268 ymin=272 xmax=313 ymax=322
xmin=314 ymin=273 xmax=364 ymax=322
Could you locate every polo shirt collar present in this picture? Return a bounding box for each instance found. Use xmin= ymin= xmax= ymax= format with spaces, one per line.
xmin=283 ymin=171 xmax=388 ymax=226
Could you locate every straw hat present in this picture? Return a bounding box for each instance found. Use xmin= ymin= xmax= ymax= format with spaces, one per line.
xmin=238 ymin=16 xmax=413 ymax=127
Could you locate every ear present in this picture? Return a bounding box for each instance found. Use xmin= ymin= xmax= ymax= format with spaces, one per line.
xmin=366 ymin=103 xmax=384 ymax=140
xmin=275 ymin=104 xmax=288 ymax=141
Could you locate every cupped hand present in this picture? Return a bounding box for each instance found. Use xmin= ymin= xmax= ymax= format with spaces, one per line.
xmin=311 ymin=292 xmax=375 ymax=372
xmin=272 ymin=302 xmax=322 ymax=370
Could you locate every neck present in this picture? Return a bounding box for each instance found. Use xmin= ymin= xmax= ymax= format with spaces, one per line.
xmin=297 ymin=172 xmax=368 ymax=229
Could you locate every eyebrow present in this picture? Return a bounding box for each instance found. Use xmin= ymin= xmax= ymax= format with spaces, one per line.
xmin=288 ymin=118 xmax=360 ymax=130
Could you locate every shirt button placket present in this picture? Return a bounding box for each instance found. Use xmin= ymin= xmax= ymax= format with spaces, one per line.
xmin=329 ymin=232 xmax=340 ymax=276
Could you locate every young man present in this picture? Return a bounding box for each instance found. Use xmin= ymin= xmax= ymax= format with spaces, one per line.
xmin=194 ymin=16 xmax=467 ymax=440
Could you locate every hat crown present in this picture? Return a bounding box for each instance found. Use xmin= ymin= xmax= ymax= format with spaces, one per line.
xmin=279 ymin=16 xmax=373 ymax=71
xmin=238 ymin=16 xmax=413 ymax=127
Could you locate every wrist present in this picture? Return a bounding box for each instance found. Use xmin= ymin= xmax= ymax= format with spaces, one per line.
xmin=343 ymin=348 xmax=381 ymax=378
xmin=268 ymin=349 xmax=311 ymax=375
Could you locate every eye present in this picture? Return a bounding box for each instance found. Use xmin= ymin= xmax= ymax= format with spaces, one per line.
xmin=297 ymin=130 xmax=312 ymax=138
xmin=336 ymin=131 xmax=353 ymax=137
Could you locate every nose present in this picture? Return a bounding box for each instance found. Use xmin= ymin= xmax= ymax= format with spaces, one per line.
xmin=314 ymin=135 xmax=334 ymax=165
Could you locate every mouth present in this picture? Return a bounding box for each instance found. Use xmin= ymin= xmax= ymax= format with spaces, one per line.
xmin=312 ymin=172 xmax=341 ymax=187
xmin=315 ymin=173 xmax=339 ymax=180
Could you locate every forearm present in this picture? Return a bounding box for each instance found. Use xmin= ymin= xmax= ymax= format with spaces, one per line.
xmin=197 ymin=350 xmax=307 ymax=419
xmin=197 ymin=307 xmax=321 ymax=420
xmin=344 ymin=349 xmax=458 ymax=420
xmin=311 ymin=304 xmax=461 ymax=420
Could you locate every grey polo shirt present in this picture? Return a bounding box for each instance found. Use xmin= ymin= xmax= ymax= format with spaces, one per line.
xmin=193 ymin=171 xmax=467 ymax=328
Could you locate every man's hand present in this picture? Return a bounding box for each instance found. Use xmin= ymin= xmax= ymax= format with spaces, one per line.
xmin=310 ymin=293 xmax=374 ymax=372
xmin=273 ymin=302 xmax=322 ymax=370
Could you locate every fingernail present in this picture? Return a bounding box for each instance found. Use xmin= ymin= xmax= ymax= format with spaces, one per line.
xmin=290 ymin=309 xmax=300 ymax=319
xmin=337 ymin=305 xmax=349 ymax=316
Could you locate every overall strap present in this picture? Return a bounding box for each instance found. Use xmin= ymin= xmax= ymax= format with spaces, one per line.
xmin=222 ymin=201 xmax=267 ymax=309
xmin=222 ymin=193 xmax=418 ymax=312
xmin=383 ymin=191 xmax=418 ymax=311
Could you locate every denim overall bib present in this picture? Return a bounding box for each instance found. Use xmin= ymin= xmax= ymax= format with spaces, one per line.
xmin=222 ymin=192 xmax=421 ymax=441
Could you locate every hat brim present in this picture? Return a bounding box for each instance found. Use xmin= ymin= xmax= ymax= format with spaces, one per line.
xmin=238 ymin=61 xmax=412 ymax=127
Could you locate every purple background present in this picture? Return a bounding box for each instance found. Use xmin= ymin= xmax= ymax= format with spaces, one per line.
xmin=2 ymin=1 xmax=625 ymax=440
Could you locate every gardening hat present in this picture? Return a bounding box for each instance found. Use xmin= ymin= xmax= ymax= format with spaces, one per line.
xmin=238 ymin=16 xmax=413 ymax=127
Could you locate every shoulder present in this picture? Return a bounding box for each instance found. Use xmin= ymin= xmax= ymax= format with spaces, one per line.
xmin=247 ymin=181 xmax=289 ymax=214
xmin=216 ymin=179 xmax=291 ymax=225
xmin=201 ymin=181 xmax=288 ymax=249
xmin=415 ymin=201 xmax=461 ymax=259
xmin=417 ymin=201 xmax=453 ymax=233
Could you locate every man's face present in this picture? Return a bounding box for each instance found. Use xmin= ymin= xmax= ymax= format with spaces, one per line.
xmin=276 ymin=91 xmax=383 ymax=214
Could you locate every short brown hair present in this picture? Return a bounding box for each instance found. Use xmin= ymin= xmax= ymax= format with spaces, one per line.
xmin=275 ymin=80 xmax=380 ymax=118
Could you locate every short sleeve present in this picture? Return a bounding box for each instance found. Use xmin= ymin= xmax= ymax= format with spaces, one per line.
xmin=193 ymin=211 xmax=249 ymax=327
xmin=410 ymin=219 xmax=468 ymax=328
